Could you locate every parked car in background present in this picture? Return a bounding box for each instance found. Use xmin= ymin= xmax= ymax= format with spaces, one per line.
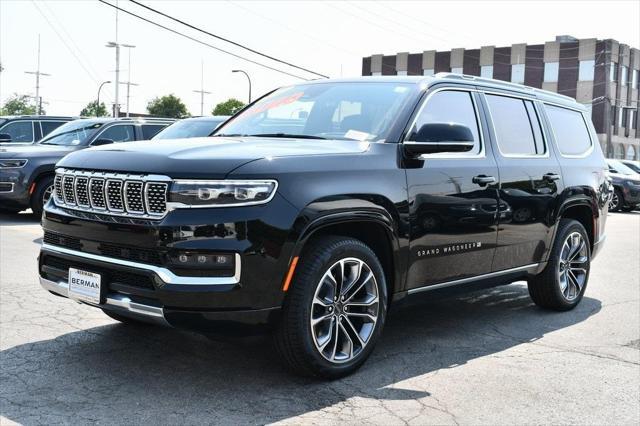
xmin=152 ymin=116 xmax=230 ymax=140
xmin=0 ymin=117 xmax=173 ymax=215
xmin=38 ymin=75 xmax=608 ymax=378
xmin=619 ymin=159 xmax=640 ymax=174
xmin=0 ymin=115 xmax=77 ymax=146
xmin=606 ymin=159 xmax=640 ymax=211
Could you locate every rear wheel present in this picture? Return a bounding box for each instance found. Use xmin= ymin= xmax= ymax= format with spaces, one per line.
xmin=528 ymin=219 xmax=590 ymax=311
xmin=609 ymin=188 xmax=623 ymax=212
xmin=30 ymin=175 xmax=54 ymax=216
xmin=274 ymin=236 xmax=387 ymax=379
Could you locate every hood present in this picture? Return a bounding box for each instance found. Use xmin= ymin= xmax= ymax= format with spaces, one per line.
xmin=0 ymin=144 xmax=78 ymax=159
xmin=57 ymin=137 xmax=371 ymax=178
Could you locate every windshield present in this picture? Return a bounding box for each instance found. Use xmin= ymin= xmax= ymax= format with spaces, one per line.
xmin=39 ymin=120 xmax=104 ymax=146
xmin=215 ymin=82 xmax=414 ymax=141
xmin=608 ymin=160 xmax=638 ymax=175
xmin=153 ymin=118 xmax=226 ymax=140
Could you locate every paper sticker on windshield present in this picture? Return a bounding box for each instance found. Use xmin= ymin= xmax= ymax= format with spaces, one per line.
xmin=345 ymin=130 xmax=370 ymax=141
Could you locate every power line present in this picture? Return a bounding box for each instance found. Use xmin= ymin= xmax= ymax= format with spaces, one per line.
xmin=97 ymin=0 xmax=313 ymax=81
xmin=128 ymin=0 xmax=329 ymax=79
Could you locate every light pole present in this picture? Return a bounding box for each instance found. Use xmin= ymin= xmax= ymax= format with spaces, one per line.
xmin=122 ymin=44 xmax=136 ymax=117
xmin=106 ymin=42 xmax=134 ymax=117
xmin=96 ymin=80 xmax=111 ymax=117
xmin=232 ymin=69 xmax=252 ymax=103
xmin=25 ymin=34 xmax=50 ymax=115
xmin=193 ymin=60 xmax=211 ymax=116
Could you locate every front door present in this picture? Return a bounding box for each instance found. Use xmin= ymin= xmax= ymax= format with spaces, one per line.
xmin=481 ymin=93 xmax=564 ymax=271
xmin=405 ymin=88 xmax=500 ymax=291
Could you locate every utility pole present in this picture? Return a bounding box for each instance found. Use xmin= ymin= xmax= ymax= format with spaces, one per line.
xmin=119 ymin=81 xmax=139 ymax=117
xmin=122 ymin=44 xmax=136 ymax=117
xmin=106 ymin=42 xmax=134 ymax=117
xmin=25 ymin=35 xmax=51 ymax=115
xmin=193 ymin=61 xmax=211 ymax=116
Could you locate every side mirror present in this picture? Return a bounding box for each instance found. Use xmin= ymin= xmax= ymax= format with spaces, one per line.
xmin=0 ymin=133 xmax=12 ymax=143
xmin=404 ymin=123 xmax=475 ymax=157
xmin=92 ymin=138 xmax=115 ymax=146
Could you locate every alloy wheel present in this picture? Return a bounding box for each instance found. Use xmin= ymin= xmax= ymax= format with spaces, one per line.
xmin=310 ymin=257 xmax=379 ymax=364
xmin=42 ymin=185 xmax=54 ymax=206
xmin=557 ymin=232 xmax=589 ymax=301
xmin=609 ymin=192 xmax=620 ymax=210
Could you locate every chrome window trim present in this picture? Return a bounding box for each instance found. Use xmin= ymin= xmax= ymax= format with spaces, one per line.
xmin=482 ymin=92 xmax=550 ymax=159
xmin=401 ymin=87 xmax=486 ymax=159
xmin=41 ymin=243 xmax=241 ymax=286
xmin=542 ymin=103 xmax=595 ymax=159
xmin=0 ymin=182 xmax=14 ymax=193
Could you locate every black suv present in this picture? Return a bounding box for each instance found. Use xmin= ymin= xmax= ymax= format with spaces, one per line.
xmin=38 ymin=75 xmax=609 ymax=378
xmin=0 ymin=115 xmax=76 ymax=145
xmin=0 ymin=117 xmax=172 ymax=214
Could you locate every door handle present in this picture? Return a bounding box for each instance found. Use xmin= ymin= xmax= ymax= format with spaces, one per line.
xmin=543 ymin=173 xmax=561 ymax=182
xmin=472 ymin=175 xmax=496 ymax=185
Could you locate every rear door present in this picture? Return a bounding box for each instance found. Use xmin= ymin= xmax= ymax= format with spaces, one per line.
xmin=405 ymin=87 xmax=500 ymax=291
xmin=480 ymin=92 xmax=564 ymax=271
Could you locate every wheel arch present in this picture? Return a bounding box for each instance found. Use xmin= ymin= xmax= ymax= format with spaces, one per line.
xmin=290 ymin=211 xmax=404 ymax=304
xmin=558 ymin=199 xmax=596 ymax=249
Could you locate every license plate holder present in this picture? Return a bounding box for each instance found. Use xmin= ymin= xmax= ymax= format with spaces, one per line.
xmin=68 ymin=268 xmax=102 ymax=304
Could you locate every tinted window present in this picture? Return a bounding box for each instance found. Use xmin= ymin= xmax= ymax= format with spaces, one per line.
xmin=40 ymin=121 xmax=67 ymax=137
xmin=486 ymin=94 xmax=541 ymax=156
xmin=141 ymin=124 xmax=167 ymax=140
xmin=545 ymin=104 xmax=592 ymax=156
xmin=411 ymin=90 xmax=481 ymax=154
xmin=0 ymin=121 xmax=34 ymax=142
xmin=96 ymin=125 xmax=135 ymax=143
xmin=154 ymin=119 xmax=225 ymax=139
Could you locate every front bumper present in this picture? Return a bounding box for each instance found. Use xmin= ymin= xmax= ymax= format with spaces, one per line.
xmin=0 ymin=169 xmax=30 ymax=209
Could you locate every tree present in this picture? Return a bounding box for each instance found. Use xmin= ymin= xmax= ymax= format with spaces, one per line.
xmin=80 ymin=100 xmax=109 ymax=117
xmin=1 ymin=94 xmax=37 ymax=115
xmin=146 ymin=94 xmax=189 ymax=118
xmin=212 ymin=98 xmax=245 ymax=116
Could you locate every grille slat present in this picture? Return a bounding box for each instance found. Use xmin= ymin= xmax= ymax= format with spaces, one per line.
xmin=53 ymin=169 xmax=169 ymax=219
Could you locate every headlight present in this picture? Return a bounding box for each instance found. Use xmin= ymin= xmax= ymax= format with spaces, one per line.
xmin=169 ymin=180 xmax=278 ymax=207
xmin=0 ymin=159 xmax=28 ymax=168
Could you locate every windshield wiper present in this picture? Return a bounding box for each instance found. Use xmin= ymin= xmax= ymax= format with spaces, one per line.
xmin=247 ymin=133 xmax=326 ymax=140
xmin=211 ymin=133 xmax=248 ymax=137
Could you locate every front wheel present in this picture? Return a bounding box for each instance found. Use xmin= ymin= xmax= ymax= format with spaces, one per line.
xmin=30 ymin=176 xmax=54 ymax=216
xmin=274 ymin=236 xmax=387 ymax=379
xmin=528 ymin=219 xmax=590 ymax=311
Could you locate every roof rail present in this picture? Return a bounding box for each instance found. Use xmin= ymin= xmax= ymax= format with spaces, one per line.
xmin=433 ymin=72 xmax=575 ymax=102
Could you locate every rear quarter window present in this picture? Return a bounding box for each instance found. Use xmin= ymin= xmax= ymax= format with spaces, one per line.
xmin=142 ymin=124 xmax=168 ymax=139
xmin=544 ymin=104 xmax=592 ymax=156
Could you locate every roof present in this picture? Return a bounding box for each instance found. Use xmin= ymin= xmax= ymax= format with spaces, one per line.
xmin=74 ymin=116 xmax=176 ymax=123
xmin=298 ymin=74 xmax=582 ymax=109
xmin=0 ymin=115 xmax=78 ymax=120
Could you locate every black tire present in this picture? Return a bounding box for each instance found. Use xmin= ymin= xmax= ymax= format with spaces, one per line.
xmin=527 ymin=219 xmax=591 ymax=311
xmin=609 ymin=188 xmax=623 ymax=212
xmin=103 ymin=310 xmax=151 ymax=325
xmin=30 ymin=175 xmax=54 ymax=216
xmin=274 ymin=236 xmax=388 ymax=379
xmin=621 ymin=205 xmax=635 ymax=212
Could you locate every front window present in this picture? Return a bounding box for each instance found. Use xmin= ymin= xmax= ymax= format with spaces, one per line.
xmin=0 ymin=120 xmax=34 ymax=143
xmin=511 ymin=64 xmax=525 ymax=84
xmin=578 ymin=60 xmax=595 ymax=81
xmin=39 ymin=120 xmax=104 ymax=146
xmin=154 ymin=119 xmax=225 ymax=140
xmin=215 ymin=82 xmax=414 ymax=142
xmin=620 ymin=66 xmax=628 ymax=86
xmin=544 ymin=62 xmax=559 ymax=83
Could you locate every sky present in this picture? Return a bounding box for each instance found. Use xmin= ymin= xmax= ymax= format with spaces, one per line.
xmin=1 ymin=0 xmax=639 ymax=117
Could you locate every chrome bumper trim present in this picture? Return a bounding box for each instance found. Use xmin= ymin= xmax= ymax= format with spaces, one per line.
xmin=39 ymin=276 xmax=168 ymax=324
xmin=41 ymin=243 xmax=241 ymax=285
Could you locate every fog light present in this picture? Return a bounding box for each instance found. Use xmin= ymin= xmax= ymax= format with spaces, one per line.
xmin=168 ymin=251 xmax=235 ymax=270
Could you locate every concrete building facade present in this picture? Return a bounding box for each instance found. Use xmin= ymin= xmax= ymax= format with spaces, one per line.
xmin=362 ymin=36 xmax=640 ymax=160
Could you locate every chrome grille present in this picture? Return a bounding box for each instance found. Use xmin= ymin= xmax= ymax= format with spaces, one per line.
xmin=53 ymin=169 xmax=170 ymax=219
xmin=75 ymin=177 xmax=90 ymax=207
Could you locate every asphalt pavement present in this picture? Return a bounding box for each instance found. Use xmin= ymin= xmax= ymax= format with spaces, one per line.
xmin=0 ymin=211 xmax=638 ymax=425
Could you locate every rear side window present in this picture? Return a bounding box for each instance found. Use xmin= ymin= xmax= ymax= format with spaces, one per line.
xmin=486 ymin=94 xmax=545 ymax=156
xmin=95 ymin=125 xmax=135 ymax=143
xmin=544 ymin=105 xmax=592 ymax=156
xmin=40 ymin=121 xmax=67 ymax=137
xmin=412 ymin=90 xmax=481 ymax=154
xmin=141 ymin=124 xmax=167 ymax=139
xmin=0 ymin=121 xmax=34 ymax=143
